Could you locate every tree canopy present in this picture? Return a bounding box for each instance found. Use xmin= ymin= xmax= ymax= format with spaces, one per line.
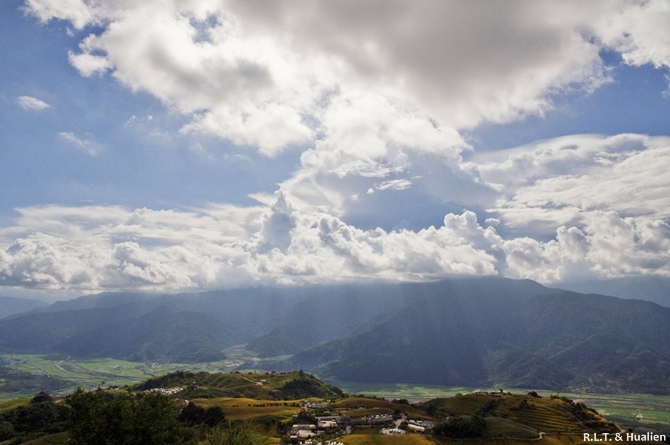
xmin=66 ymin=388 xmax=191 ymax=445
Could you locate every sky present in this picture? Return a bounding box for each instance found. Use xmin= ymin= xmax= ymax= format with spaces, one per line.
xmin=1 ymin=0 xmax=670 ymax=301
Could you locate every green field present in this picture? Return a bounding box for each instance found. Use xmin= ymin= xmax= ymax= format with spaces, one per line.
xmin=0 ymin=352 xmax=258 ymax=400
xmin=563 ymin=392 xmax=670 ymax=436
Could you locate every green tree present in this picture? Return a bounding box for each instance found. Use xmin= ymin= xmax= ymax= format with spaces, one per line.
xmin=433 ymin=414 xmax=486 ymax=438
xmin=67 ymin=388 xmax=190 ymax=445
xmin=180 ymin=402 xmax=225 ymax=427
xmin=292 ymin=409 xmax=316 ymax=424
xmin=0 ymin=399 xmax=69 ymax=442
xmin=0 ymin=420 xmax=15 ymax=442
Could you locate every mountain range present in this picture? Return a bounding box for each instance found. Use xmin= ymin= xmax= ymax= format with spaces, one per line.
xmin=0 ymin=296 xmax=47 ymax=319
xmin=1 ymin=277 xmax=669 ymax=394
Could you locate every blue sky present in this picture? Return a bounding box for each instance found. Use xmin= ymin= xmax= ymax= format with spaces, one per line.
xmin=1 ymin=0 xmax=670 ymax=300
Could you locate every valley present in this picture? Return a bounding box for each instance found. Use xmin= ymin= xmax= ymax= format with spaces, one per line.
xmin=0 ymin=351 xmax=250 ymax=400
xmin=2 ymin=278 xmax=670 ymax=442
xmin=2 ymin=353 xmax=669 ymax=438
xmin=3 ymin=278 xmax=669 ymax=396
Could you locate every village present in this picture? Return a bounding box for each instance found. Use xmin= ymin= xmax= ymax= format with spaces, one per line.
xmin=286 ymin=400 xmax=436 ymax=444
xmin=142 ymin=384 xmax=437 ymax=444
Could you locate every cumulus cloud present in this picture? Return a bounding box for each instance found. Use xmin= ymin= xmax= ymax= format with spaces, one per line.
xmin=24 ymin=0 xmax=645 ymax=158
xmin=223 ymin=0 xmax=610 ymax=128
xmin=0 ymin=201 xmax=502 ymax=291
xmin=470 ymin=134 xmax=670 ymax=235
xmin=9 ymin=1 xmax=670 ymax=294
xmin=2 ymin=193 xmax=669 ymax=293
xmin=16 ymin=95 xmax=50 ymax=111
xmin=24 ymin=1 xmax=666 ymax=211
xmin=0 ymin=204 xmax=263 ymax=291
xmin=591 ymin=0 xmax=670 ymax=70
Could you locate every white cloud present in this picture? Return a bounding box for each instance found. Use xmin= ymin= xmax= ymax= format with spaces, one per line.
xmin=9 ymin=1 xmax=670 ymax=294
xmin=23 ymin=0 xmax=636 ymax=159
xmin=68 ymin=49 xmax=112 ymax=77
xmin=502 ymin=212 xmax=670 ymax=284
xmin=58 ymin=132 xmax=103 ymax=156
xmin=277 ymin=90 xmax=469 ymax=216
xmin=3 ymin=192 xmax=669 ymax=294
xmin=471 ymin=134 xmax=670 ymax=235
xmin=16 ymin=95 xmax=50 ymax=111
xmin=591 ymin=0 xmax=670 ymax=70
xmin=375 ymin=179 xmax=412 ymax=192
xmin=223 ymin=0 xmax=610 ymax=128
xmin=25 ymin=0 xmax=94 ymax=30
xmin=24 ymin=0 xmax=660 ymax=216
xmin=23 ymin=0 xmax=668 ymax=165
xmin=0 ymin=204 xmax=263 ymax=291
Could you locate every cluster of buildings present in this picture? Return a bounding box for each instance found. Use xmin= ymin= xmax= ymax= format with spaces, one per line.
xmin=146 ymin=386 xmax=183 ymax=396
xmin=289 ymin=415 xmax=351 ymax=440
xmin=362 ymin=413 xmax=394 ymax=424
xmin=294 ymin=441 xmax=344 ymax=445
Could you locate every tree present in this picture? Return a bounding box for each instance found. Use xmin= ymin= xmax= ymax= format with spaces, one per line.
xmin=0 ymin=399 xmax=69 ymax=442
xmin=67 ymin=388 xmax=190 ymax=445
xmin=433 ymin=415 xmax=486 ymax=438
xmin=180 ymin=402 xmax=225 ymax=427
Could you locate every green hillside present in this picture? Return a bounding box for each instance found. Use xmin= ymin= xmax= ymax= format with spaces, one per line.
xmin=292 ymin=279 xmax=670 ymax=394
xmin=245 ymin=325 xmax=312 ymax=358
xmin=53 ymin=304 xmax=247 ymax=363
xmin=134 ymin=370 xmax=345 ymax=400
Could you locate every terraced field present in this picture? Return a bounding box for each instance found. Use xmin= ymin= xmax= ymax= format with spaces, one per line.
xmin=496 ymin=397 xmax=582 ymax=432
xmin=423 ymin=392 xmax=618 ymax=439
xmin=423 ymin=392 xmax=494 ymax=415
xmin=331 ymin=396 xmax=430 ymax=419
xmin=483 ymin=416 xmax=541 ymax=438
xmin=191 ymin=397 xmax=301 ymax=422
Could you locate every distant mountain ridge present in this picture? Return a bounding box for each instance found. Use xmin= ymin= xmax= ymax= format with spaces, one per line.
xmin=1 ymin=277 xmax=669 ymax=393
xmin=53 ymin=303 xmax=248 ymax=363
xmin=0 ymin=296 xmax=47 ymax=319
xmin=288 ymin=279 xmax=670 ymax=393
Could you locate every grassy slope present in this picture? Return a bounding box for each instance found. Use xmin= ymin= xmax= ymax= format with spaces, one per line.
xmin=342 ymin=434 xmax=435 ymax=445
xmin=0 ymin=397 xmax=31 ymax=413
xmin=6 ymin=432 xmax=69 ymax=445
xmin=192 ymin=397 xmax=301 ymax=422
xmin=135 ymin=370 xmax=344 ymax=400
